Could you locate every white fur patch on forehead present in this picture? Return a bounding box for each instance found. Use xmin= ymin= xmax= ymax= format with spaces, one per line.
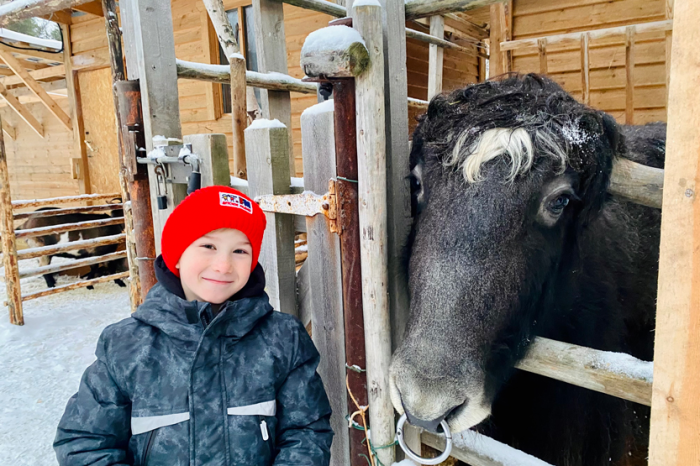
xmin=445 ymin=127 xmax=568 ymax=183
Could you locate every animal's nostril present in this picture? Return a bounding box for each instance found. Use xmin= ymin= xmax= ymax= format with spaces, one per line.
xmin=403 ymin=404 xmax=460 ymax=434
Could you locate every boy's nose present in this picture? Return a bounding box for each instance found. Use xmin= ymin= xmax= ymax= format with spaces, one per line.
xmin=212 ymin=254 xmax=234 ymax=273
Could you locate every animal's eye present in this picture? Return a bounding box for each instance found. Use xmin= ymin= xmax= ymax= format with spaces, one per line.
xmin=548 ymin=195 xmax=570 ymax=214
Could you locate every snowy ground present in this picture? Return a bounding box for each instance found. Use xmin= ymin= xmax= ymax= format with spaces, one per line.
xmin=0 ymin=257 xmax=130 ymax=466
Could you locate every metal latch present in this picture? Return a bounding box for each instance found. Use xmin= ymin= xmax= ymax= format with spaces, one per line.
xmin=138 ymin=137 xmax=202 ymax=194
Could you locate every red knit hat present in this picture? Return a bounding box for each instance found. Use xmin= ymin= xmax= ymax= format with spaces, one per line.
xmin=161 ymin=186 xmax=266 ymax=277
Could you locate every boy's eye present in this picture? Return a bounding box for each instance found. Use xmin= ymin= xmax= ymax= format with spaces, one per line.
xmin=201 ymin=244 xmax=215 ymax=250
xmin=234 ymin=249 xmax=249 ymax=254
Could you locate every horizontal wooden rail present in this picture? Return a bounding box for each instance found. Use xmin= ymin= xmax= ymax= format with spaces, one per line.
xmin=422 ymin=431 xmax=554 ymax=466
xmin=17 ymin=233 xmax=125 ymax=260
xmin=408 ymin=97 xmax=429 ymax=110
xmin=405 ymin=27 xmax=487 ymax=58
xmin=13 ymin=203 xmax=124 ymax=220
xmin=20 ymin=271 xmax=130 ymax=302
xmin=12 ymin=193 xmax=121 ymax=210
xmin=17 ymin=250 xmax=127 ymax=279
xmin=405 ymin=0 xmax=504 ymax=20
xmin=500 ymin=19 xmax=673 ymax=52
xmin=15 ymin=217 xmax=124 ymax=239
xmin=176 ymin=60 xmax=318 ymax=94
xmin=516 ymin=337 xmax=653 ymax=406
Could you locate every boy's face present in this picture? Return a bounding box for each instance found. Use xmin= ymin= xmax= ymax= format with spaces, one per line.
xmin=176 ymin=228 xmax=253 ymax=304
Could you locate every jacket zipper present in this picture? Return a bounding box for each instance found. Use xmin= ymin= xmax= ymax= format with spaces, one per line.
xmin=259 ymin=415 xmax=269 ymax=441
xmin=142 ymin=429 xmax=157 ymax=465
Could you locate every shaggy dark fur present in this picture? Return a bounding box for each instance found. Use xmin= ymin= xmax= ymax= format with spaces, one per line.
xmin=392 ymin=74 xmax=662 ymax=466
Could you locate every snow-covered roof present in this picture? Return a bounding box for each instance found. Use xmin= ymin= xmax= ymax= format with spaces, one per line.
xmin=0 ymin=27 xmax=62 ymax=51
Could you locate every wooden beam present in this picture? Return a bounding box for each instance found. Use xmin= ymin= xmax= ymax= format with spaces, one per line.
xmin=648 ymin=0 xmax=700 ymax=464
xmin=428 ymin=15 xmax=444 ymax=99
xmin=625 ymin=26 xmax=635 ymax=124
xmin=405 ymin=0 xmax=504 ymax=20
xmin=198 ymin=6 xmax=222 ymax=121
xmin=2 ymin=121 xmax=15 ymax=140
xmin=0 ymin=48 xmax=72 ymax=130
xmin=538 ymin=37 xmax=548 ymax=74
xmin=444 ymin=13 xmax=489 ymax=39
xmin=0 ymin=0 xmax=93 ymax=27
xmin=489 ymin=2 xmax=507 ymax=76
xmin=0 ymin=44 xmax=63 ymax=63
xmin=665 ymin=0 xmax=674 ymax=105
xmin=72 ymin=0 xmax=102 ymax=16
xmin=580 ymin=32 xmax=590 ymax=105
xmin=0 ymin=64 xmax=65 ymax=87
xmin=0 ymin=82 xmax=44 ymax=137
xmin=38 ymin=9 xmax=73 ymax=25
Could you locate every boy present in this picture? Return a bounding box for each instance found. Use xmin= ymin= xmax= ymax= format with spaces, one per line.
xmin=54 ymin=186 xmax=333 ymax=465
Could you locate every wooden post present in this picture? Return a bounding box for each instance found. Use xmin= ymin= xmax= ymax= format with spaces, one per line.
xmin=580 ymin=32 xmax=590 ymax=105
xmin=665 ymin=0 xmax=674 ymax=106
xmin=538 ymin=38 xmax=548 ymax=74
xmin=120 ymin=0 xmax=185 ymax=252
xmin=0 ymin=114 xmax=22 ymax=325
xmin=182 ymin=133 xmax=231 ymax=187
xmin=648 ymin=0 xmax=700 ymax=464
xmin=625 ymin=26 xmax=635 ymax=124
xmin=244 ymin=120 xmax=296 ymax=316
xmin=252 ymin=0 xmax=295 ymax=175
xmin=301 ymin=100 xmax=350 ymax=466
xmin=61 ymin=23 xmax=90 ymax=195
xmin=427 ymin=16 xmax=444 ymax=99
xmin=489 ymin=2 xmax=506 ymax=76
xmin=353 ymin=2 xmax=394 ymax=464
xmin=230 ymin=54 xmax=248 ymax=178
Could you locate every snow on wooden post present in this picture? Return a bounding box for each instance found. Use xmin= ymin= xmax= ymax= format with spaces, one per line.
xmin=0 ymin=115 xmax=22 ymax=325
xmin=353 ymin=1 xmax=395 ymax=464
xmin=301 ymin=100 xmax=350 ymax=466
xmin=244 ymin=119 xmax=297 ymax=317
xmin=649 ymin=0 xmax=700 ymax=464
xmin=300 ymin=26 xmax=369 ymax=78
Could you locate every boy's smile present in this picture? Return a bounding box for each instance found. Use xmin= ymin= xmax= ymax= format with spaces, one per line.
xmin=176 ymin=228 xmax=253 ymax=304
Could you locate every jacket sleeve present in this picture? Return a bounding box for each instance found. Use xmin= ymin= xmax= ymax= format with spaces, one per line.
xmin=54 ymin=329 xmax=132 ymax=466
xmin=273 ymin=319 xmax=334 ymax=466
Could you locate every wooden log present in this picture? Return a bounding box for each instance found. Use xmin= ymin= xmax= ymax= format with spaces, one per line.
xmin=176 ymin=59 xmax=319 ymax=94
xmin=353 ymin=2 xmax=394 ymax=464
xmin=281 ymin=0 xmax=345 ymax=17
xmin=0 ymin=114 xmax=22 ymax=325
xmin=0 ymin=48 xmax=73 ymax=131
xmin=648 ymin=0 xmax=700 ymax=463
xmin=0 ymin=0 xmax=94 ymax=27
xmin=244 ymin=120 xmax=296 ymax=316
xmin=301 ymin=100 xmax=350 ymax=466
xmin=121 ymin=0 xmax=186 ymax=253
xmin=538 ymin=38 xmax=548 ymax=74
xmin=625 ymin=26 xmax=635 ymax=124
xmin=331 ymin=79 xmax=370 ymax=466
xmin=428 ymin=16 xmax=444 ymax=99
xmin=405 ymin=0 xmax=503 ymax=20
xmin=12 ymin=193 xmax=121 ymax=209
xmin=61 ymin=22 xmax=90 ymax=194
xmin=17 ymin=233 xmax=125 ymax=260
xmin=202 ymin=0 xmax=240 ymax=56
xmin=20 ymin=271 xmax=130 ymax=302
xmin=253 ymin=0 xmax=295 ymax=176
xmin=580 ymin=32 xmax=590 ymax=105
xmin=501 ymin=20 xmax=673 ymax=52
xmin=489 ymin=2 xmax=506 ymax=76
xmin=230 ymin=54 xmax=248 ymax=179
xmin=515 ymin=337 xmax=653 ymax=406
xmin=13 ymin=203 xmax=122 ymax=220
xmin=15 ymin=216 xmax=124 ymax=240
xmin=18 ymin=250 xmax=127 ymax=279
xmin=301 ymin=26 xmax=369 ymax=78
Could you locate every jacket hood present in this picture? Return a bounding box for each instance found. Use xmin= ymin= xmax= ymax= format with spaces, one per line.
xmin=130 ymin=256 xmax=272 ymax=345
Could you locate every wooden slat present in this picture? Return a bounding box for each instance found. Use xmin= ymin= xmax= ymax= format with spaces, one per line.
xmin=580 ymin=32 xmax=590 ymax=104
xmin=20 ymin=271 xmax=129 ymax=302
xmin=428 ymin=15 xmax=445 ymax=99
xmin=625 ymin=25 xmax=636 ymax=124
xmin=405 ymin=0 xmax=504 ymax=20
xmin=648 ymin=0 xmax=700 ymax=464
xmin=0 ymin=82 xmax=44 ymax=137
xmin=0 ymin=44 xmax=63 ymax=63
xmin=12 ymin=193 xmax=120 ymax=209
xmin=2 ymin=121 xmax=15 ymax=140
xmin=13 ymin=203 xmax=122 ymax=220
xmin=0 ymin=49 xmax=72 ymax=131
xmin=489 ymin=2 xmax=507 ymax=76
xmin=15 ymin=216 xmax=124 ymax=239
xmin=72 ymin=0 xmax=103 ymax=16
xmin=18 ymin=250 xmax=126 ymax=279
xmin=0 ymin=64 xmax=65 ymax=87
xmin=538 ymin=37 xmax=548 ymax=73
xmin=17 ymin=233 xmax=125 ymax=260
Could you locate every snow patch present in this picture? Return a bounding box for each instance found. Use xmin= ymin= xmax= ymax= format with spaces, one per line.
xmin=246 ymin=118 xmax=287 ymax=130
xmin=302 ymin=26 xmax=366 ymax=55
xmin=0 ymin=28 xmax=62 ymax=51
xmin=453 ymin=430 xmax=555 ymax=466
xmin=353 ymin=0 xmax=381 ymax=7
xmin=290 ymin=177 xmax=304 ymax=189
xmin=590 ymin=351 xmax=654 ymax=382
xmin=301 ymin=99 xmax=334 ymax=118
xmin=392 ymin=460 xmax=418 ymax=466
xmin=562 ymin=123 xmax=593 ymax=146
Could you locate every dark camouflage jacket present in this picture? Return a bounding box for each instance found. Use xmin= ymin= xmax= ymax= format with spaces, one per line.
xmin=54 ymin=257 xmax=333 ymax=465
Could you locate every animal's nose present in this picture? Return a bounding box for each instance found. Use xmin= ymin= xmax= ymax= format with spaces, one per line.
xmin=403 ymin=403 xmax=458 ymax=434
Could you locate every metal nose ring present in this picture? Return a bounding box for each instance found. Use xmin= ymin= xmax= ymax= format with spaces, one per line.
xmin=396 ymin=413 xmax=452 ymax=465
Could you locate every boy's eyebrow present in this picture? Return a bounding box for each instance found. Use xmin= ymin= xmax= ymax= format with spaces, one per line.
xmin=200 ymin=233 xmax=251 ymax=245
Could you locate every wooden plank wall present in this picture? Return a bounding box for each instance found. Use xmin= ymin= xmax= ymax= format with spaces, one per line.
xmin=1 ymin=99 xmax=79 ymax=201
xmin=511 ymin=0 xmax=668 ymax=124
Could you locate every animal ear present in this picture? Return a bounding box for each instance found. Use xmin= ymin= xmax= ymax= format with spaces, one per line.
xmin=601 ymin=113 xmax=622 ymax=155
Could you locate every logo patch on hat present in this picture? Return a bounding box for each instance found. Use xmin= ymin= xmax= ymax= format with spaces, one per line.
xmin=220 ymin=192 xmax=253 ymax=213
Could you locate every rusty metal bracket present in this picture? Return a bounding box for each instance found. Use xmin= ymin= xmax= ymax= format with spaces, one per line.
xmin=254 ymin=179 xmax=338 ymax=230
